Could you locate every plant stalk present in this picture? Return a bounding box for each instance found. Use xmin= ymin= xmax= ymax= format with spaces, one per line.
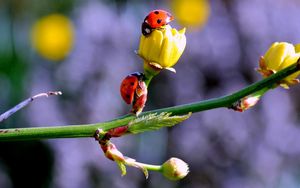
xmin=0 ymin=60 xmax=299 ymax=141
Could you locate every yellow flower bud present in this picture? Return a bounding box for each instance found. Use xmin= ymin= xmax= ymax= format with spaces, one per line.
xmin=161 ymin=157 xmax=189 ymax=181
xmin=263 ymin=42 xmax=295 ymax=70
xmin=295 ymin=43 xmax=300 ymax=53
xmin=257 ymin=42 xmax=300 ymax=88
xmin=31 ymin=14 xmax=74 ymax=61
xmin=138 ymin=25 xmax=186 ymax=74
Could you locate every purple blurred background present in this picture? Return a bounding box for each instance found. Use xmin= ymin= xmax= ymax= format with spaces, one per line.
xmin=1 ymin=0 xmax=300 ymax=187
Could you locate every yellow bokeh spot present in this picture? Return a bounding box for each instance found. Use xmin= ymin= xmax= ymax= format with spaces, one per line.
xmin=171 ymin=0 xmax=210 ymax=29
xmin=31 ymin=14 xmax=74 ymax=61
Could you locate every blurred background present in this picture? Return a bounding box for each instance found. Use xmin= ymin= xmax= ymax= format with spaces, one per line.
xmin=1 ymin=0 xmax=300 ymax=187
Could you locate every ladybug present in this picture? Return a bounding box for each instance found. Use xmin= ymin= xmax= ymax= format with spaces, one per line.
xmin=120 ymin=72 xmax=148 ymax=115
xmin=120 ymin=72 xmax=144 ymax=104
xmin=141 ymin=9 xmax=174 ymax=36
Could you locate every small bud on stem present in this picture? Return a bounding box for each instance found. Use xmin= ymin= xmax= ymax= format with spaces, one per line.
xmin=161 ymin=157 xmax=189 ymax=181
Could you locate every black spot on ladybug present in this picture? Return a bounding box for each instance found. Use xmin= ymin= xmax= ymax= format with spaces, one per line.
xmin=126 ymin=94 xmax=130 ymax=99
xmin=154 ymin=11 xmax=159 ymax=14
xmin=130 ymin=82 xmax=135 ymax=86
xmin=157 ymin=19 xmax=162 ymax=24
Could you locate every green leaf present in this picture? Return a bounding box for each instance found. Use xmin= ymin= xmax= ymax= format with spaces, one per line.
xmin=125 ymin=157 xmax=149 ymax=179
xmin=116 ymin=160 xmax=127 ymax=176
xmin=128 ymin=112 xmax=192 ymax=134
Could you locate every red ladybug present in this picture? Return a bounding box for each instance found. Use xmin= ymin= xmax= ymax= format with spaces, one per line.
xmin=142 ymin=9 xmax=174 ymax=36
xmin=120 ymin=72 xmax=142 ymax=104
xmin=120 ymin=72 xmax=148 ymax=115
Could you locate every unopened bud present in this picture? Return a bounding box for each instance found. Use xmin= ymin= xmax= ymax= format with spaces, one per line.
xmin=100 ymin=141 xmax=125 ymax=162
xmin=231 ymin=95 xmax=260 ymax=112
xmin=161 ymin=157 xmax=189 ymax=181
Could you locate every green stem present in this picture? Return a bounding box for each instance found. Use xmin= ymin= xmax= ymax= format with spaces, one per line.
xmin=0 ymin=60 xmax=299 ymax=141
xmin=133 ymin=162 xmax=162 ymax=171
xmin=144 ymin=74 xmax=154 ymax=87
xmin=253 ymin=87 xmax=270 ymax=97
xmin=143 ymin=61 xmax=160 ymax=86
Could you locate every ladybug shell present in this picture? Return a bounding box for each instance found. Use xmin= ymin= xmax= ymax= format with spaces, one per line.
xmin=144 ymin=9 xmax=174 ymax=29
xmin=120 ymin=75 xmax=139 ymax=104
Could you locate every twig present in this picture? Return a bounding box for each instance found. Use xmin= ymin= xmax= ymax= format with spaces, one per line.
xmin=0 ymin=91 xmax=62 ymax=123
xmin=0 ymin=59 xmax=299 ymax=141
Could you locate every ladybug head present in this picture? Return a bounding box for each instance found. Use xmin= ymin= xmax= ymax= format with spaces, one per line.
xmin=131 ymin=72 xmax=145 ymax=81
xmin=141 ymin=22 xmax=152 ymax=36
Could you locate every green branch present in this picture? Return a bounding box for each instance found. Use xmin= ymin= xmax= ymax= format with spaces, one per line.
xmin=0 ymin=60 xmax=299 ymax=141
